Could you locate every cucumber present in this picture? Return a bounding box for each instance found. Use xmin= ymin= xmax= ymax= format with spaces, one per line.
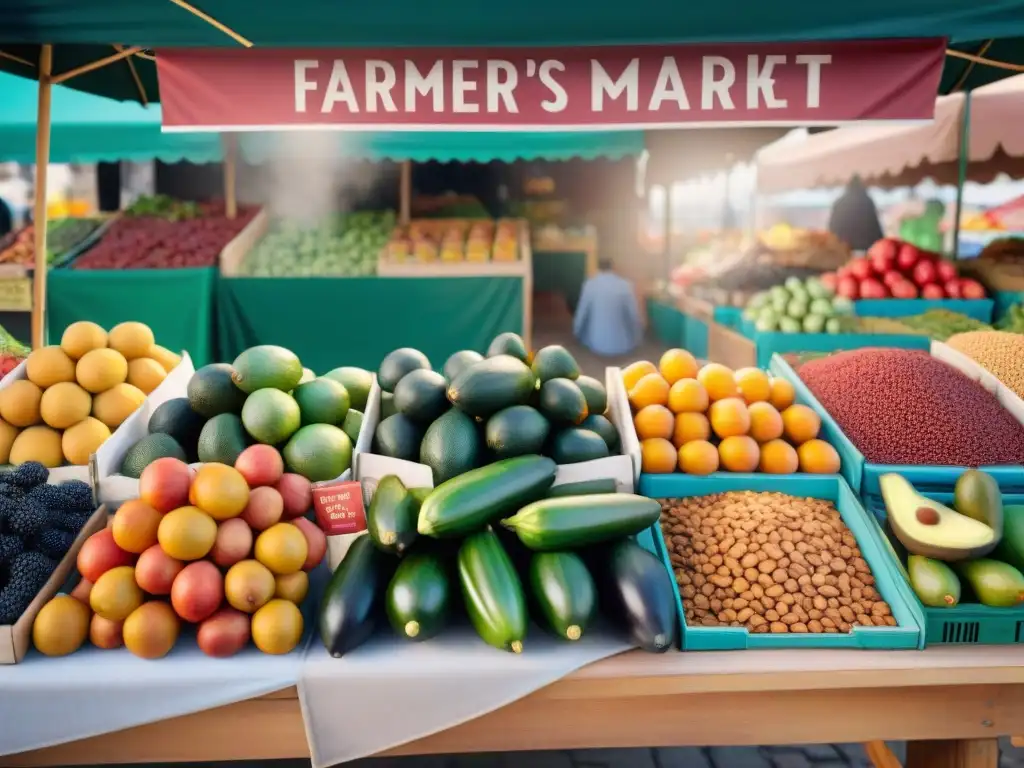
xmin=502 ymin=494 xmax=661 ymax=551
xmin=545 ymin=478 xmax=617 ymax=498
xmin=319 ymin=535 xmax=393 ymax=657
xmin=529 ymin=552 xmax=596 ymax=641
xmin=367 ymin=475 xmax=418 ymax=555
xmin=458 ymin=528 xmax=528 ymax=653
xmin=386 ymin=552 xmax=452 ymax=641
xmin=418 ymin=455 xmax=557 ymax=538
xmin=593 ymin=539 xmax=677 ymax=653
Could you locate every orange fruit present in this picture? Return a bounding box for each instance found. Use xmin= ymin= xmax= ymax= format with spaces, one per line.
xmin=734 ymin=368 xmax=771 ymax=404
xmin=634 ymin=405 xmax=674 ymax=440
xmin=190 ymin=463 xmax=251 ymax=521
xmin=659 ymin=348 xmax=699 ymax=384
xmin=781 ymin=404 xmax=821 ymax=445
xmin=747 ymin=401 xmax=784 ymax=443
xmin=769 ymin=377 xmax=796 ymax=411
xmin=667 ymin=378 xmax=709 ymax=414
xmin=678 ymin=440 xmax=719 ymax=475
xmin=628 ymin=373 xmax=670 ymax=409
xmin=797 ymin=439 xmax=842 ymax=474
xmin=641 ymin=438 xmax=677 ymax=474
xmin=673 ymin=412 xmax=711 ymax=446
xmin=708 ymin=397 xmax=750 ymax=439
xmin=718 ymin=435 xmax=760 ymax=473
xmin=697 ymin=363 xmax=738 ymax=401
xmin=622 ymin=360 xmax=658 ymax=391
xmin=759 ymin=439 xmax=799 ymax=474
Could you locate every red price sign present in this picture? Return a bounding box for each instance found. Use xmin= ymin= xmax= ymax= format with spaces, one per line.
xmin=312 ymin=480 xmax=366 ymax=535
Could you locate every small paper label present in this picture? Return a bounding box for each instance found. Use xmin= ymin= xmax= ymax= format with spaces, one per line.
xmin=312 ymin=481 xmax=366 ymax=536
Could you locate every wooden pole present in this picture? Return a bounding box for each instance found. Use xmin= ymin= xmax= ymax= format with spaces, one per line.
xmin=31 ymin=45 xmax=53 ymax=350
xmin=223 ymin=134 xmax=238 ymax=219
xmin=399 ymin=161 xmax=411 ymax=225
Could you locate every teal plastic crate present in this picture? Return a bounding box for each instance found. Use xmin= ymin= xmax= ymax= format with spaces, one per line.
xmin=684 ymin=314 xmax=708 ymax=359
xmin=853 ymin=298 xmax=994 ymax=323
xmin=646 ymin=298 xmax=685 ymax=347
xmin=713 ymin=306 xmax=742 ymax=330
xmin=639 ymin=473 xmax=923 ymax=650
xmin=738 ymin=319 xmax=930 ymax=368
xmin=994 ymin=290 xmax=1024 ymax=323
xmin=769 ymin=354 xmax=1024 ymax=498
xmin=862 ymin=492 xmax=1024 ymax=646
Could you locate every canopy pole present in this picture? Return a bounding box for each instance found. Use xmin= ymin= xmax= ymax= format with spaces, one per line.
xmin=51 ymin=46 xmax=142 ymax=85
xmin=951 ymin=91 xmax=972 ymax=261
xmin=223 ymin=135 xmax=238 ymax=219
xmin=31 ymin=44 xmax=53 ymax=350
xmin=399 ymin=161 xmax=411 ymax=225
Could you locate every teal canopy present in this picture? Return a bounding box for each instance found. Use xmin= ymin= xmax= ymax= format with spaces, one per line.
xmin=0 ymin=71 xmax=221 ymax=164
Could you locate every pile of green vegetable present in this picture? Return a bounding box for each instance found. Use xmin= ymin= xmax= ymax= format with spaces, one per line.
xmin=743 ymin=276 xmax=856 ymax=334
xmin=859 ymin=309 xmax=991 ymax=341
xmin=46 ymin=218 xmax=103 ymax=261
xmin=124 ymin=194 xmax=202 ymax=221
xmin=995 ymin=304 xmax=1024 ymax=334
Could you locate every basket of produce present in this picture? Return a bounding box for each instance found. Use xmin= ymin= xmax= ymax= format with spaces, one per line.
xmin=769 ymin=349 xmax=1024 ymax=499
xmin=641 ymin=473 xmax=921 ymax=650
xmin=944 ymin=330 xmax=1024 ymax=406
xmin=857 ymin=309 xmax=992 ymax=342
xmin=380 ymin=218 xmax=523 ymax=269
xmin=0 ymin=217 xmax=114 ymax=272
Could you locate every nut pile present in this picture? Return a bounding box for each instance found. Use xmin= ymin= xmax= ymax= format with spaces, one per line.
xmin=661 ymin=491 xmax=896 ymax=634
xmin=946 ymin=330 xmax=1024 ymax=400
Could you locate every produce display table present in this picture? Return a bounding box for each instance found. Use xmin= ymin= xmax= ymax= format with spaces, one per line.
xmin=532 ymin=249 xmax=589 ymax=310
xmin=5 ymin=646 xmax=1022 ymax=768
xmin=645 ymin=296 xmax=685 ymax=347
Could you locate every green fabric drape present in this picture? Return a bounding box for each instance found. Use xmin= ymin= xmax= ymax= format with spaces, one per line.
xmin=216 ymin=276 xmax=523 ymax=373
xmin=46 ymin=268 xmax=217 ymax=364
xmin=645 ymin=298 xmax=685 ymax=347
xmin=532 ymin=251 xmax=588 ymax=311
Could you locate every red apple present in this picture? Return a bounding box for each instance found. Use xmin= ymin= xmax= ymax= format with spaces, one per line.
xmin=837 ymin=276 xmax=860 ymax=299
xmin=890 ymin=280 xmax=919 ymax=299
xmin=819 ymin=272 xmax=838 ymax=291
xmin=921 ymin=283 xmax=945 ymax=299
xmin=867 ymin=239 xmax=899 ymax=274
xmin=882 ymin=270 xmax=905 ymax=288
xmin=944 ymin=279 xmax=963 ymax=298
xmin=847 ymin=257 xmax=872 ymax=280
xmin=912 ymin=260 xmax=938 ymax=287
xmin=859 ymin=278 xmax=889 ymax=299
xmin=935 ymin=260 xmax=958 ymax=283
xmin=959 ymin=278 xmax=987 ymax=299
xmin=836 ymin=265 xmax=852 ymax=280
xmin=897 ymin=243 xmax=922 ymax=272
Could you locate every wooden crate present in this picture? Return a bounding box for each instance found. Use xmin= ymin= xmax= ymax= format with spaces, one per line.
xmin=219 ymin=208 xmax=270 ymax=277
xmin=707 ymin=320 xmax=757 ymax=369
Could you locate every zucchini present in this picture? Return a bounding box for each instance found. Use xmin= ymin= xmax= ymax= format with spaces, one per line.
xmin=502 ymin=494 xmax=661 ymax=551
xmin=418 ymin=455 xmax=557 ymax=538
xmin=458 ymin=528 xmax=528 ymax=653
xmin=319 ymin=535 xmax=393 ymax=657
xmin=593 ymin=539 xmax=677 ymax=653
xmin=529 ymin=552 xmax=596 ymax=641
xmin=386 ymin=552 xmax=452 ymax=641
xmin=367 ymin=475 xmax=418 ymax=555
xmin=545 ymin=478 xmax=617 ymax=498
xmin=447 ymin=354 xmax=536 ymax=418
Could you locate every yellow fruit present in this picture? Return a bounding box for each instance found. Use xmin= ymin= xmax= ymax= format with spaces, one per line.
xmin=734 ymin=368 xmax=772 ymax=404
xmin=225 ymin=559 xmax=277 ymax=613
xmin=275 ymin=571 xmax=309 ymax=604
xmin=747 ymin=401 xmax=784 ymax=443
xmin=640 ymin=437 xmax=677 ymax=474
xmin=658 ymin=348 xmax=699 ymax=385
xmin=62 ymin=417 xmax=111 ymax=465
xmin=718 ymin=435 xmax=760 ymax=473
xmin=697 ymin=363 xmax=738 ymax=401
xmin=76 ymin=348 xmax=128 ymax=393
xmin=678 ymin=440 xmax=719 ymax=475
xmin=628 ymin=373 xmax=670 ymax=409
xmin=759 ymin=439 xmax=799 ymax=474
xmin=32 ymin=595 xmax=90 ymax=657
xmin=251 ymin=598 xmax=304 ymax=655
xmin=768 ymin=378 xmax=796 ymax=411
xmin=781 ymin=404 xmax=821 ymax=446
xmin=0 ymin=418 xmax=17 ymax=463
xmin=10 ymin=425 xmax=63 ymax=467
xmin=25 ymin=346 xmax=76 ymax=388
xmin=40 ymin=381 xmax=92 ymax=429
xmin=708 ymin=397 xmax=750 ymax=439
xmin=61 ymin=321 xmax=108 ymax=360
xmin=633 ymin=404 xmax=674 ymax=440
xmin=123 ymin=601 xmax=180 ymax=660
xmin=92 ymin=383 xmax=146 ymax=429
xmin=0 ymin=379 xmax=42 ymax=427
xmin=90 ymin=566 xmax=144 ymax=621
xmin=672 ymin=412 xmax=711 ymax=446
xmin=622 ymin=360 xmax=658 ymax=391
xmin=148 ymin=345 xmax=182 ymax=373
xmin=126 ymin=358 xmax=167 ymax=395
xmin=108 ymin=322 xmax=155 ymax=361
xmin=797 ymin=439 xmax=842 ymax=474
xmin=255 ymin=523 xmax=309 ymax=575
xmin=158 ymin=506 xmax=218 ymax=561
xmin=667 ymin=378 xmax=709 ymax=414
xmin=191 ymin=463 xmax=250 ymax=520
xmin=112 ymin=499 xmax=163 ymax=554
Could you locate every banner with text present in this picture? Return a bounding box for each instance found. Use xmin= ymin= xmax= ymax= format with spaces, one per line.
xmin=157 ymin=39 xmax=946 ymax=131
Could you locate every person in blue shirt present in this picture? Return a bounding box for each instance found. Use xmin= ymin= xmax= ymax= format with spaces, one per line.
xmin=573 ymin=259 xmax=643 ymax=357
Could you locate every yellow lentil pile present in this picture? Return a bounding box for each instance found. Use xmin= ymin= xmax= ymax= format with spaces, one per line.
xmin=946 ymin=330 xmax=1024 ymax=399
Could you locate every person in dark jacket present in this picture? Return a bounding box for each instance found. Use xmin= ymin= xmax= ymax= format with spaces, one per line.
xmin=827 ymin=175 xmax=884 ymax=250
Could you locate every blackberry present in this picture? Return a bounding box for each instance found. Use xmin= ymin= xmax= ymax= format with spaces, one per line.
xmin=8 ymin=502 xmax=46 ymax=537
xmin=56 ymin=480 xmax=94 ymax=513
xmin=37 ymin=529 xmax=75 ymax=560
xmin=0 ymin=534 xmax=23 ymax=565
xmin=49 ymin=509 xmax=91 ymax=534
xmin=9 ymin=462 xmax=49 ymax=489
xmin=0 ymin=551 xmax=55 ymax=624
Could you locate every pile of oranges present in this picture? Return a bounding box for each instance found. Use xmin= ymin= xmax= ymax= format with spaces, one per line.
xmin=623 ymin=349 xmax=842 ymax=476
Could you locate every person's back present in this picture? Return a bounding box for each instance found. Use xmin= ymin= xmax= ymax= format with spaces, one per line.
xmin=573 ymin=260 xmax=642 ymax=357
xmin=827 ymin=176 xmax=883 ymax=251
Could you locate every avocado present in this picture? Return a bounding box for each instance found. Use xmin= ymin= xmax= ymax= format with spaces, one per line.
xmin=284 ymin=423 xmax=353 ymax=482
xmin=443 ymin=350 xmax=484 ymax=383
xmin=323 ymin=367 xmax=373 ymax=411
xmin=198 ymin=413 xmax=250 ymax=465
xmin=394 ymin=369 xmax=449 ymax=423
xmin=147 ymin=397 xmax=205 ymax=461
xmin=880 ymin=473 xmax=1000 ymax=561
xmin=373 ymin=413 xmax=424 ymax=462
xmin=448 ymin=354 xmax=535 ymax=418
xmin=575 ymin=375 xmax=608 ymax=415
xmin=187 ymin=363 xmax=246 ymax=418
xmin=907 ymin=555 xmax=960 ymax=608
xmin=485 ymin=405 xmax=549 ymax=460
xmin=294 ymin=378 xmax=351 ymax=426
xmin=232 ymin=345 xmax=304 ymax=393
xmin=531 ymin=345 xmax=580 ymax=383
xmin=378 ymin=348 xmax=431 ymax=393
xmin=953 ymin=559 xmax=1024 ymax=607
xmin=420 ymin=409 xmax=481 ymax=484
xmin=548 ymin=428 xmax=610 ymax=465
xmin=341 ymin=409 xmax=364 ymax=445
xmin=241 ymin=389 xmax=301 ymax=444
xmin=120 ymin=433 xmax=187 ymax=478
xmin=581 ymin=414 xmax=619 ymax=451
xmin=954 ymin=469 xmax=1004 ymax=534
xmin=486 ymin=332 xmax=529 ymax=363
xmin=380 ymin=391 xmax=398 ymax=419
xmin=538 ymin=378 xmax=588 ymax=425
xmin=993 ymin=505 xmax=1024 ymax=572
